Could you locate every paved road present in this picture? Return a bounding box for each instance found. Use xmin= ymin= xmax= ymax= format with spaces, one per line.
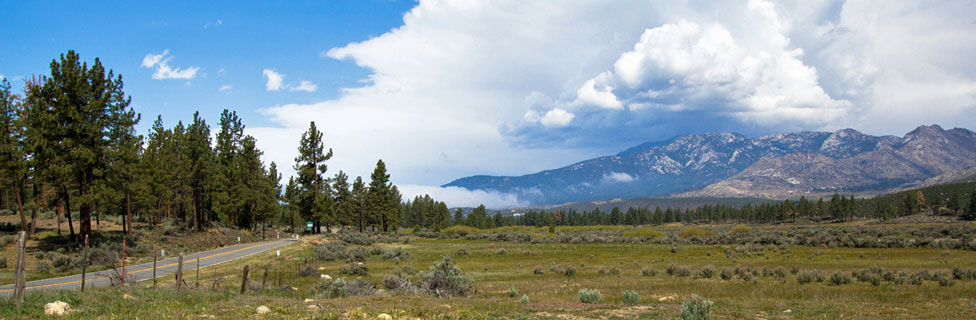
xmin=0 ymin=237 xmax=297 ymax=295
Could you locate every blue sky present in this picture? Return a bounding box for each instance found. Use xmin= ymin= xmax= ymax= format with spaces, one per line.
xmin=3 ymin=1 xmax=976 ymax=208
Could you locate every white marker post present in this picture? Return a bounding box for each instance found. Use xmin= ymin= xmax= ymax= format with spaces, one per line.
xmin=276 ymin=250 xmax=280 ymax=257
xmin=161 ymin=249 xmax=165 ymax=257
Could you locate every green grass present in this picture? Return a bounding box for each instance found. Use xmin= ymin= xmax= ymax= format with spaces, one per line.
xmin=2 ymin=235 xmax=976 ymax=319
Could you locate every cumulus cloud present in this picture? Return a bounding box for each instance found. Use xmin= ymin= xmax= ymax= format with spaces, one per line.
xmin=603 ymin=172 xmax=636 ymax=183
xmin=398 ymin=185 xmax=524 ymax=208
xmin=263 ymin=69 xmax=318 ymax=92
xmin=291 ymin=80 xmax=318 ymax=92
xmin=141 ymin=50 xmax=199 ymax=80
xmin=540 ymin=108 xmax=574 ymax=128
xmin=249 ymin=1 xmax=976 ymax=208
xmin=262 ymin=69 xmax=285 ymax=91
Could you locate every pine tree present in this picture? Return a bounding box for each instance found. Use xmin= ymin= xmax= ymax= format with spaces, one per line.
xmin=0 ymin=78 xmax=29 ymax=233
xmin=366 ymin=159 xmax=393 ymax=232
xmin=332 ymin=171 xmax=354 ymax=229
xmin=184 ymin=112 xmax=214 ymax=231
xmin=965 ymin=192 xmax=976 ymax=221
xmin=293 ymin=122 xmax=332 ymax=233
xmin=27 ymin=51 xmax=135 ymax=244
xmin=352 ymin=176 xmax=367 ymax=232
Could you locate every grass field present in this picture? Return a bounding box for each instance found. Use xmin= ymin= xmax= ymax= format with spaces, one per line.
xmin=2 ymin=229 xmax=976 ymax=319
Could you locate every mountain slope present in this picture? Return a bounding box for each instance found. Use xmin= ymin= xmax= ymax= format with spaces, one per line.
xmin=445 ymin=125 xmax=976 ymax=205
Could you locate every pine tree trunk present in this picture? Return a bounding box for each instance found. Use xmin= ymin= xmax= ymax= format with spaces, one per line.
xmin=64 ymin=190 xmax=76 ymax=241
xmin=123 ymin=192 xmax=131 ymax=235
xmin=14 ymin=181 xmax=27 ymax=233
xmin=79 ymin=182 xmax=92 ymax=247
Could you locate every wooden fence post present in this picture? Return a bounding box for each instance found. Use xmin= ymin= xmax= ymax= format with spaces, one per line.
xmin=212 ymin=264 xmax=217 ymax=291
xmin=14 ymin=231 xmax=26 ymax=307
xmin=176 ymin=253 xmax=184 ymax=290
xmin=121 ymin=238 xmax=126 ymax=286
xmin=195 ymin=257 xmax=200 ymax=288
xmin=153 ymin=255 xmax=157 ymax=289
xmin=261 ymin=266 xmax=269 ymax=289
xmin=240 ymin=265 xmax=250 ymax=294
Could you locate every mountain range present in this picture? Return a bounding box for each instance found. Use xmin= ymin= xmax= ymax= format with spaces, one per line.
xmin=443 ymin=125 xmax=976 ymax=206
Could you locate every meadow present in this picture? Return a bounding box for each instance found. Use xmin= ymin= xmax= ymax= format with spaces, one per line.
xmin=3 ymin=223 xmax=976 ymax=319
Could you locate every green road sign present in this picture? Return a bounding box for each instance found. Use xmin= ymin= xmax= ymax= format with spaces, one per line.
xmin=306 ymin=221 xmax=313 ymax=230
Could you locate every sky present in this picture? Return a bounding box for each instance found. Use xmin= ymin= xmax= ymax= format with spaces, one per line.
xmin=3 ymin=0 xmax=976 ymax=208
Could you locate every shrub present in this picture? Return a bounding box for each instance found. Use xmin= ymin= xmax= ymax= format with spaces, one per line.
xmin=623 ymin=227 xmax=665 ymax=239
xmin=316 ymin=241 xmax=347 ymax=261
xmin=679 ymin=226 xmax=715 ymax=239
xmin=642 ymin=268 xmax=657 ymax=277
xmin=346 ymin=279 xmax=378 ymax=296
xmin=340 ymin=264 xmax=368 ymax=276
xmin=418 ymin=255 xmax=472 ymax=297
xmin=0 ymin=235 xmax=13 ymax=247
xmin=345 ymin=247 xmax=371 ymax=263
xmin=952 ymin=267 xmax=972 ymax=280
xmin=53 ymin=255 xmax=75 ymax=273
xmin=381 ymin=247 xmax=413 ymax=261
xmin=829 ymin=273 xmax=852 ymax=286
xmin=622 ymin=290 xmax=640 ymax=305
xmin=894 ymin=276 xmax=906 ymax=285
xmin=534 ymin=266 xmax=545 ymax=274
xmin=496 ymin=248 xmax=508 ymax=255
xmin=521 ymin=294 xmax=529 ymax=306
xmin=679 ymin=294 xmax=714 ymax=320
xmin=564 ymin=266 xmax=577 ymax=277
xmin=729 ymin=224 xmax=753 ymax=235
xmin=667 ymin=264 xmax=692 ymax=277
xmin=441 ymin=225 xmax=479 ymax=236
xmin=0 ymin=256 xmax=6 ymax=268
xmin=797 ymin=270 xmax=824 ymax=284
xmin=697 ymin=265 xmax=717 ymax=279
xmin=298 ymin=264 xmax=318 ymax=277
xmin=311 ymin=278 xmax=347 ymax=298
xmin=609 ymin=267 xmax=620 ymax=275
xmin=720 ymin=268 xmax=733 ymax=280
xmin=909 ymin=274 xmax=924 ymax=285
xmin=337 ymin=232 xmax=373 ymax=246
xmin=454 ymin=248 xmax=470 ymax=256
xmin=578 ymin=288 xmax=603 ymax=304
xmin=508 ymin=287 xmax=519 ymax=298
xmin=939 ymin=277 xmax=954 ymax=287
xmin=383 ymin=275 xmax=411 ymax=291
xmin=37 ymin=261 xmax=51 ymax=273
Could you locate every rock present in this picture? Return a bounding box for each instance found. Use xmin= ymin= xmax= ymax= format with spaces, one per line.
xmin=44 ymin=301 xmax=71 ymax=316
xmin=320 ymin=274 xmax=332 ymax=280
xmin=123 ymin=293 xmax=135 ymax=300
xmin=658 ymin=296 xmax=676 ymax=302
xmin=303 ymin=298 xmax=314 ymax=303
xmin=256 ymin=306 xmax=271 ymax=315
xmin=377 ymin=313 xmax=392 ymax=320
xmin=318 ymin=267 xmax=325 ymax=270
xmin=784 ymin=309 xmax=793 ymax=313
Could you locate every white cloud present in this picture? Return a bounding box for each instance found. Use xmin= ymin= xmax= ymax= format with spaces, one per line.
xmin=540 ymin=108 xmax=574 ymax=128
xmin=204 ymin=19 xmax=223 ymax=28
xmin=574 ymin=71 xmax=623 ymax=109
xmin=603 ymin=172 xmax=636 ymax=183
xmin=291 ymin=80 xmax=318 ymax=92
xmin=219 ymin=84 xmax=232 ymax=92
xmin=398 ymin=184 xmax=524 ymax=208
xmin=262 ymin=69 xmax=285 ymax=91
xmin=249 ymin=0 xmax=976 ymax=205
xmin=141 ymin=50 xmax=199 ymax=80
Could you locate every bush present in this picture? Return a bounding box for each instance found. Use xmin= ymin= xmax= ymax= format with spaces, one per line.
xmin=679 ymin=226 xmax=715 ymax=239
xmin=0 ymin=256 xmax=6 ymax=268
xmin=0 ymin=235 xmax=13 ymax=247
xmin=667 ymin=264 xmax=691 ymax=277
xmin=697 ymin=265 xmax=717 ymax=279
xmin=298 ymin=264 xmax=318 ymax=277
xmin=383 ymin=275 xmax=411 ymax=291
xmin=563 ymin=266 xmax=577 ymax=277
xmin=441 ymin=225 xmax=479 ymax=236
xmin=37 ymin=261 xmax=51 ymax=273
xmin=623 ymin=227 xmax=664 ymax=239
xmin=729 ymin=225 xmax=753 ymax=235
xmin=797 ymin=270 xmax=824 ymax=284
xmin=508 ymin=287 xmax=519 ymax=298
xmin=720 ymin=268 xmax=733 ymax=280
xmin=829 ymin=273 xmax=852 ymax=286
xmin=909 ymin=274 xmax=924 ymax=285
xmin=337 ymin=232 xmax=373 ymax=246
xmin=316 ymin=241 xmax=347 ymax=261
xmin=311 ymin=278 xmax=347 ymax=298
xmin=534 ymin=266 xmax=545 ymax=274
xmin=609 ymin=267 xmax=620 ymax=275
xmin=346 ymin=279 xmax=378 ymax=296
xmin=622 ymin=290 xmax=640 ymax=305
xmin=381 ymin=247 xmax=413 ymax=261
xmin=642 ymin=268 xmax=657 ymax=277
xmin=496 ymin=248 xmax=508 ymax=255
xmin=345 ymin=247 xmax=371 ymax=263
xmin=454 ymin=249 xmax=470 ymax=256
xmin=340 ymin=264 xmax=368 ymax=276
xmin=418 ymin=255 xmax=472 ymax=297
xmin=679 ymin=294 xmax=714 ymax=320
xmin=53 ymin=255 xmax=75 ymax=273
xmin=939 ymin=277 xmax=954 ymax=287
xmin=578 ymin=288 xmax=603 ymax=304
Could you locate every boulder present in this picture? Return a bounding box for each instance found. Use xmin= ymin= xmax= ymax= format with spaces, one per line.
xmin=256 ymin=306 xmax=271 ymax=315
xmin=44 ymin=301 xmax=71 ymax=316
